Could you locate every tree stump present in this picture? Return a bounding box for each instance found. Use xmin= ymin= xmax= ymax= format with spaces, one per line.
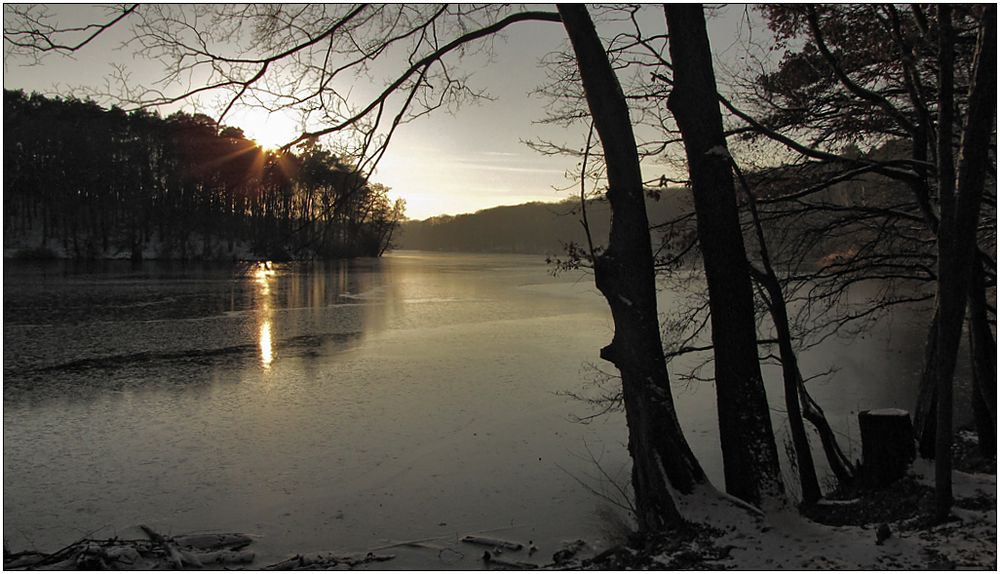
xmin=858 ymin=409 xmax=916 ymax=488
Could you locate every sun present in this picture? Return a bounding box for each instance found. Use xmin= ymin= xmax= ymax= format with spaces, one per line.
xmin=231 ymin=107 xmax=301 ymax=150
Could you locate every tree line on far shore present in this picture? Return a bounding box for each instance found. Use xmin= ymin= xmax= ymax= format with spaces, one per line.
xmin=3 ymin=90 xmax=405 ymax=261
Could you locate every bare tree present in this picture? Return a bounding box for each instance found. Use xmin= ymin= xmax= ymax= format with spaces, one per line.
xmin=735 ymin=161 xmax=823 ymax=503
xmin=711 ymin=5 xmax=995 ymax=518
xmin=665 ymin=4 xmax=785 ymax=507
xmin=559 ymin=3 xmax=706 ymax=530
xmin=928 ymin=4 xmax=996 ymax=519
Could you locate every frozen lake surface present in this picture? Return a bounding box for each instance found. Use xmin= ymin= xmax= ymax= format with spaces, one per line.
xmin=3 ymin=251 xmax=937 ymax=567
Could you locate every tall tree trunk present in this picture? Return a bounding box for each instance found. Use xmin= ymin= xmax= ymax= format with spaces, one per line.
xmin=798 ymin=378 xmax=857 ymax=486
xmin=664 ymin=3 xmax=784 ymax=507
xmin=753 ymin=269 xmax=821 ymax=503
xmin=736 ymin=164 xmax=822 ymax=504
xmin=914 ymin=310 xmax=939 ymax=459
xmin=930 ymin=4 xmax=996 ymax=521
xmin=933 ymin=4 xmax=957 ymax=521
xmin=558 ymin=4 xmax=706 ymax=532
xmin=746 ymin=188 xmax=856 ymax=490
xmin=968 ymin=264 xmax=996 ymax=454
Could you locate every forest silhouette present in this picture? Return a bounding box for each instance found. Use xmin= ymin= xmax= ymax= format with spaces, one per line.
xmin=4 ymin=90 xmax=404 ymax=261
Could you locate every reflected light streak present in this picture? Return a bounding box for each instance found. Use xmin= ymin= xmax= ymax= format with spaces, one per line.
xmin=255 ymin=261 xmax=275 ymax=294
xmin=254 ymin=260 xmax=276 ymax=369
xmin=260 ymin=320 xmax=274 ymax=368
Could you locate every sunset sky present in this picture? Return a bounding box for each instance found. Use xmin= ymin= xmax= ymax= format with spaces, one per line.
xmin=3 ymin=5 xmax=764 ymax=220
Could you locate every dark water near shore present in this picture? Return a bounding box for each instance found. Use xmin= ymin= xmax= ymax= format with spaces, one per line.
xmin=3 ymin=251 xmax=956 ymax=568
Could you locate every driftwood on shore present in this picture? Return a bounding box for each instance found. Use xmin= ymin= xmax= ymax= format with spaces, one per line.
xmin=5 ymin=527 xmax=598 ymax=570
xmin=263 ymin=551 xmax=395 ymax=570
xmin=480 ymin=551 xmax=539 ymax=570
xmin=3 ymin=526 xmax=255 ymax=571
xmin=2 ymin=526 xmax=402 ymax=571
xmin=460 ymin=534 xmax=524 ymax=551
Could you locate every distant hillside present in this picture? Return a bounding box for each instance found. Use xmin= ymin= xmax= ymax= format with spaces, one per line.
xmin=397 ymin=189 xmax=694 ymax=254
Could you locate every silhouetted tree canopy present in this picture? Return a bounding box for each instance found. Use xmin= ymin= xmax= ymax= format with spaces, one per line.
xmin=4 ymin=89 xmax=404 ymax=260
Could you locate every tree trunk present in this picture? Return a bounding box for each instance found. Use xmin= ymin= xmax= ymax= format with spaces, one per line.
xmin=736 ymin=163 xmax=822 ymax=503
xmin=914 ymin=310 xmax=939 ymax=459
xmin=558 ymin=4 xmax=706 ymax=532
xmin=969 ymin=264 xmax=997 ymax=454
xmin=665 ymin=3 xmax=784 ymax=507
xmin=755 ymin=268 xmax=822 ymax=504
xmin=933 ymin=3 xmax=957 ymax=521
xmin=930 ymin=4 xmax=996 ymax=521
xmin=799 ymin=380 xmax=857 ymax=486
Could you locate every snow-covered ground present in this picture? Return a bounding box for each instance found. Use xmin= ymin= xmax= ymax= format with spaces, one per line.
xmin=655 ymin=463 xmax=996 ymax=570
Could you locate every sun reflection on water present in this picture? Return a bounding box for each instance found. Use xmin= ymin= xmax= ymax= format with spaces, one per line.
xmin=255 ymin=261 xmax=275 ymax=293
xmin=259 ymin=320 xmax=274 ymax=368
xmin=254 ymin=261 xmax=276 ymax=369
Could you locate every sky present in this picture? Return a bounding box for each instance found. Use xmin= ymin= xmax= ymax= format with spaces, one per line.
xmin=3 ymin=5 xmax=766 ymax=220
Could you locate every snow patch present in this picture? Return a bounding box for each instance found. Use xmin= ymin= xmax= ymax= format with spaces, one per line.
xmin=911 ymin=458 xmax=997 ymax=500
xmin=704 ymin=145 xmax=732 ymax=158
xmin=672 ymin=477 xmax=995 ymax=569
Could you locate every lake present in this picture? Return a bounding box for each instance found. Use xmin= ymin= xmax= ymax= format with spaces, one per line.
xmin=3 ymin=251 xmax=948 ymax=568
